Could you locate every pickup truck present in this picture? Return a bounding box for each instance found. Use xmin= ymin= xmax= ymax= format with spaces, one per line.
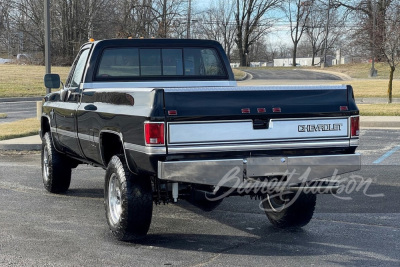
xmin=41 ymin=38 xmax=361 ymax=241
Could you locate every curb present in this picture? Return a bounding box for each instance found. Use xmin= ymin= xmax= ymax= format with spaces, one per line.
xmin=236 ymin=71 xmax=253 ymax=81
xmin=300 ymin=68 xmax=352 ymax=81
xmin=0 ymin=143 xmax=41 ymax=151
xmin=235 ymin=71 xmax=252 ymax=81
xmin=361 ymin=116 xmax=400 ymax=128
xmin=356 ymin=98 xmax=400 ymax=104
xmin=361 ymin=120 xmax=400 ymax=128
xmin=0 ymin=135 xmax=42 ymax=151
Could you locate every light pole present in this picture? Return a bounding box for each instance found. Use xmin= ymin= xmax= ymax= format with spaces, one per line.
xmin=370 ymin=0 xmax=377 ymax=77
xmin=44 ymin=0 xmax=51 ymax=94
xmin=322 ymin=0 xmax=331 ymax=68
xmin=187 ymin=0 xmax=192 ymax=39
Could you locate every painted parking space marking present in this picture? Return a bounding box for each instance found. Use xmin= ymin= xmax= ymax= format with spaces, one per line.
xmin=373 ymin=145 xmax=400 ymax=164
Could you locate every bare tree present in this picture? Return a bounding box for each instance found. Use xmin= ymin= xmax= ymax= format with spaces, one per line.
xmin=198 ymin=0 xmax=236 ymax=60
xmin=13 ymin=0 xmax=46 ymax=60
xmin=234 ymin=0 xmax=280 ymax=67
xmin=113 ymin=0 xmax=156 ymax=38
xmin=305 ymin=0 xmax=344 ymax=66
xmin=248 ymin=37 xmax=270 ymax=62
xmin=0 ymin=0 xmax=13 ymax=56
xmin=379 ymin=3 xmax=400 ymax=103
xmin=286 ymin=0 xmax=314 ymax=67
xmin=333 ymin=0 xmax=394 ymax=62
xmin=152 ymin=0 xmax=186 ymax=38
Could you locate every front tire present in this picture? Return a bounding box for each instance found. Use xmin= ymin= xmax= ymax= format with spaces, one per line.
xmin=104 ymin=155 xmax=153 ymax=241
xmin=41 ymin=132 xmax=72 ymax=193
xmin=262 ymin=192 xmax=316 ymax=228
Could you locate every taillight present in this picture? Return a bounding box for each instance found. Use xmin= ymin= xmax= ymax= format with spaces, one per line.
xmin=351 ymin=116 xmax=360 ymax=137
xmin=144 ymin=122 xmax=164 ymax=145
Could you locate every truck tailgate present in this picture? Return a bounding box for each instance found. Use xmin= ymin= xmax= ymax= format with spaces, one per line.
xmin=163 ymin=85 xmax=356 ymax=152
xmin=163 ymin=85 xmax=351 ymax=117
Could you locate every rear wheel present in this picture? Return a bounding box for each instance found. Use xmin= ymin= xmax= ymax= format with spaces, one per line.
xmin=41 ymin=132 xmax=71 ymax=193
xmin=104 ymin=155 xmax=153 ymax=241
xmin=262 ymin=192 xmax=316 ymax=228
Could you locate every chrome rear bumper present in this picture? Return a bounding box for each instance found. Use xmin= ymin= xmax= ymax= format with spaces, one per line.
xmin=158 ymin=154 xmax=361 ymax=188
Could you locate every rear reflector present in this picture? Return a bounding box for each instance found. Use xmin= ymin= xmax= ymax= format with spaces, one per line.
xmin=144 ymin=122 xmax=165 ymax=145
xmin=340 ymin=106 xmax=349 ymax=111
xmin=351 ymin=116 xmax=360 ymax=137
xmin=168 ymin=110 xmax=177 ymax=116
xmin=272 ymin=107 xmax=281 ymax=113
xmin=241 ymin=108 xmax=251 ymax=114
xmin=257 ymin=108 xmax=266 ymax=113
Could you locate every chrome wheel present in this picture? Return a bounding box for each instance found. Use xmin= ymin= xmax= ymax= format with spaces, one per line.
xmin=43 ymin=146 xmax=49 ymax=183
xmin=108 ymin=173 xmax=123 ymax=225
xmin=104 ymin=155 xmax=153 ymax=240
xmin=41 ymin=132 xmax=72 ymax=193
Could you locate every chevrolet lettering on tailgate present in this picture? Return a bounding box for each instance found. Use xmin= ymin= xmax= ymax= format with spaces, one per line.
xmin=298 ymin=123 xmax=343 ymax=132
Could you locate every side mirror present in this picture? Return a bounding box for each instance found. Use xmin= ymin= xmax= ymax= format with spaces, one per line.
xmin=44 ymin=74 xmax=61 ymax=89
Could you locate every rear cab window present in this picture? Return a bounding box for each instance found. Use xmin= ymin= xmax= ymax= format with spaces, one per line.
xmin=95 ymin=47 xmax=226 ymax=81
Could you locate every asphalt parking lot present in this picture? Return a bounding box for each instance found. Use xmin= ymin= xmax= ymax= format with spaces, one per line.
xmin=0 ymin=129 xmax=399 ymax=266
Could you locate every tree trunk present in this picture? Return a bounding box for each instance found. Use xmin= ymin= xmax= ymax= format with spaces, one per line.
xmin=388 ymin=66 xmax=395 ymax=103
xmin=239 ymin=48 xmax=247 ymax=67
xmin=292 ymin=41 xmax=297 ymax=67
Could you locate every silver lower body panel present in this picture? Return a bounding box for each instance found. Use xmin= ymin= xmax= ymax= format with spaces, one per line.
xmin=158 ymin=154 xmax=361 ymax=188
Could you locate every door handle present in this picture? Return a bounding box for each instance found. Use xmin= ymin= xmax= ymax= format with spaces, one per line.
xmin=84 ymin=104 xmax=97 ymax=111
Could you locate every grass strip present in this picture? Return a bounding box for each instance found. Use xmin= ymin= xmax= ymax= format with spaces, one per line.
xmin=233 ymin=69 xmax=247 ymax=80
xmin=331 ymin=79 xmax=400 ymax=98
xmin=0 ymin=118 xmax=40 ymax=140
xmin=0 ymin=64 xmax=69 ymax=98
xmin=358 ymin=103 xmax=400 ymax=116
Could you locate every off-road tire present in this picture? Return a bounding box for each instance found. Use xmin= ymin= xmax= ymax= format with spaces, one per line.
xmin=41 ymin=132 xmax=72 ymax=193
xmin=104 ymin=155 xmax=153 ymax=241
xmin=262 ymin=192 xmax=316 ymax=228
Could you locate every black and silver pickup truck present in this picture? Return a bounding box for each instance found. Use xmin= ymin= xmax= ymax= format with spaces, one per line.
xmin=41 ymin=39 xmax=361 ymax=240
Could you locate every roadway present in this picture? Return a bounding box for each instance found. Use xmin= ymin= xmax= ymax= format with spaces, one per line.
xmin=0 ymin=99 xmax=39 ymax=123
xmin=0 ymin=128 xmax=399 ymax=266
xmin=242 ymin=68 xmax=343 ymax=81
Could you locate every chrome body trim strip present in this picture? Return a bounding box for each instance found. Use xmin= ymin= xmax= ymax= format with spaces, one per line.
xmin=77 ymin=133 xmax=100 ymax=143
xmin=124 ymin=142 xmax=167 ymax=155
xmin=56 ymin=128 xmax=78 ymax=139
xmin=82 ymin=80 xmax=237 ymax=89
xmin=167 ymin=140 xmax=350 ymax=154
xmin=163 ymin=84 xmax=347 ymax=92
xmin=158 ymin=153 xmax=361 ymax=188
xmin=350 ymin=138 xmax=360 ymax=146
xmin=51 ymin=128 xmax=101 ymax=144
